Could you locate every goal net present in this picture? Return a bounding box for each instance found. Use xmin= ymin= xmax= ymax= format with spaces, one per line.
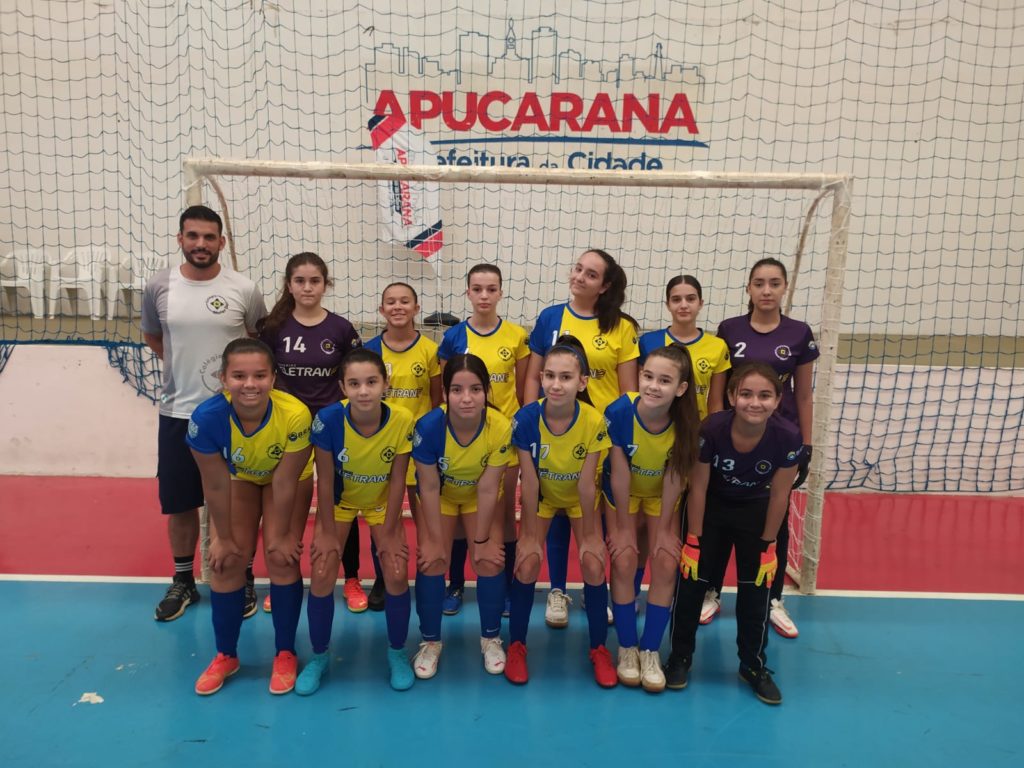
xmin=183 ymin=159 xmax=852 ymax=592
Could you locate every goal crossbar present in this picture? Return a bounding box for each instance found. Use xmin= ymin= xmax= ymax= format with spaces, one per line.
xmin=184 ymin=157 xmax=852 ymax=594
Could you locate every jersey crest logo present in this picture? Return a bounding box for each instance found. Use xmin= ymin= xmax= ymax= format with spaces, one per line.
xmin=380 ymin=446 xmax=396 ymax=463
xmin=592 ymin=335 xmax=608 ymax=350
xmin=596 ymin=429 xmax=608 ymax=442
xmin=206 ymin=295 xmax=228 ymax=314
xmin=774 ymin=345 xmax=792 ymax=361
xmin=696 ymin=357 xmax=711 ymax=374
xmin=786 ymin=450 xmax=798 ymax=461
xmin=312 ymin=416 xmax=325 ymax=434
xmin=572 ymin=443 xmax=587 ymax=459
xmin=411 ymin=362 xmax=426 ymax=377
xmin=755 ymin=459 xmax=773 ymax=475
xmin=321 ymin=339 xmax=337 ymax=355
xmin=267 ymin=443 xmax=284 ymax=460
xmin=497 ymin=346 xmax=513 ymax=362
xmin=187 ymin=420 xmax=199 ymax=439
xmin=231 ymin=447 xmax=246 ymax=464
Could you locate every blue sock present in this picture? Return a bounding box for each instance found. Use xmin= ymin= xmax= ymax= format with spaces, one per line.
xmin=476 ymin=573 xmax=506 ymax=638
xmin=508 ymin=578 xmax=536 ymax=645
xmin=415 ymin=572 xmax=445 ymax=641
xmin=583 ymin=582 xmax=609 ymax=649
xmin=306 ymin=591 xmax=335 ymax=654
xmin=370 ymin=539 xmax=383 ymax=581
xmin=210 ymin=587 xmax=245 ymax=657
xmin=504 ymin=540 xmax=517 ymax=588
xmin=639 ymin=603 xmax=672 ymax=652
xmin=449 ymin=539 xmax=467 ymax=590
xmin=546 ymin=515 xmax=570 ymax=592
xmin=612 ymin=600 xmax=638 ymax=647
xmin=269 ymin=579 xmax=303 ymax=654
xmin=384 ymin=588 xmax=411 ymax=649
xmin=634 ymin=566 xmax=646 ymax=598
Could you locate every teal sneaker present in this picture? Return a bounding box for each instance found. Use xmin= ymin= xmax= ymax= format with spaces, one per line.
xmin=387 ymin=647 xmax=414 ymax=691
xmin=295 ymin=652 xmax=329 ymax=696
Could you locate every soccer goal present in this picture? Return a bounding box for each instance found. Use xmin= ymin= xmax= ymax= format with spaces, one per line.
xmin=184 ymin=158 xmax=852 ymax=594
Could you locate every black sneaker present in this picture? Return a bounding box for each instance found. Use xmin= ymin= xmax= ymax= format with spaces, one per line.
xmin=663 ymin=654 xmax=691 ymax=690
xmin=155 ymin=578 xmax=200 ymax=622
xmin=367 ymin=577 xmax=386 ymax=612
xmin=739 ymin=665 xmax=782 ymax=705
xmin=243 ymin=577 xmax=258 ymax=619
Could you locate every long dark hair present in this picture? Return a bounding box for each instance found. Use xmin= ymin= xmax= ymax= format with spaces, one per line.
xmin=220 ymin=337 xmax=276 ymax=375
xmin=544 ymin=333 xmax=594 ymax=407
xmin=443 ymin=352 xmax=492 ymax=404
xmin=584 ymin=248 xmax=628 ymax=335
xmin=644 ymin=344 xmax=699 ymax=480
xmin=746 ymin=257 xmax=787 ymax=313
xmin=259 ymin=252 xmax=331 ymax=335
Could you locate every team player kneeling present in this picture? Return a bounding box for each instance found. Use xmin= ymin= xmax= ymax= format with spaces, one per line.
xmin=183 ymin=261 xmax=808 ymax=705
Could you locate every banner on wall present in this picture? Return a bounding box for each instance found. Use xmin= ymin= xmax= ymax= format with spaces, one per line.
xmin=370 ymin=115 xmax=444 ymax=270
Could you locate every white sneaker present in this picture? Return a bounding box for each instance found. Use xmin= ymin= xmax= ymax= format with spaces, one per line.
xmin=607 ymin=605 xmax=615 ymax=625
xmin=480 ymin=636 xmax=506 ymax=675
xmin=639 ymin=649 xmax=666 ymax=693
xmin=617 ymin=646 xmax=641 ymax=687
xmin=545 ymin=588 xmax=571 ymax=628
xmin=699 ymin=589 xmax=721 ymax=625
xmin=769 ymin=598 xmax=799 ymax=638
xmin=413 ymin=640 xmax=443 ymax=679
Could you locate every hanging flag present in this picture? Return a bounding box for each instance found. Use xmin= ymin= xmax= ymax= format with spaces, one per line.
xmin=370 ymin=115 xmax=443 ymax=268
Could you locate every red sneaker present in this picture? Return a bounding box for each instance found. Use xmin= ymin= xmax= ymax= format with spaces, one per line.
xmin=195 ymin=653 xmax=240 ymax=696
xmin=343 ymin=578 xmax=369 ymax=613
xmin=589 ymin=645 xmax=618 ymax=688
xmin=269 ymin=650 xmax=298 ymax=695
xmin=504 ymin=641 xmax=529 ymax=685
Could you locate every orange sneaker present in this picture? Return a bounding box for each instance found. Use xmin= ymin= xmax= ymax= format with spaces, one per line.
xmin=343 ymin=578 xmax=369 ymax=613
xmin=269 ymin=650 xmax=298 ymax=695
xmin=504 ymin=641 xmax=529 ymax=685
xmin=263 ymin=594 xmax=272 ymax=613
xmin=589 ymin=645 xmax=618 ymax=688
xmin=195 ymin=653 xmax=240 ymax=696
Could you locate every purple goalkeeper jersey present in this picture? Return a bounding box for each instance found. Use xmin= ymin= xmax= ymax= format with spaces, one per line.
xmin=260 ymin=312 xmax=361 ymax=413
xmin=699 ymin=410 xmax=804 ymax=501
xmin=716 ymin=314 xmax=819 ymax=431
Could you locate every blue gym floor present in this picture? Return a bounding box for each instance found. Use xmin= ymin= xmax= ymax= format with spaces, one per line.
xmin=1 ymin=580 xmax=1020 ymax=767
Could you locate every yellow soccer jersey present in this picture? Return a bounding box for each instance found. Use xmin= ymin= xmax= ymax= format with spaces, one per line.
xmin=187 ymin=389 xmax=312 ymax=486
xmin=638 ymin=328 xmax=731 ymax=419
xmin=438 ymin=319 xmax=529 ymax=418
xmin=309 ymin=401 xmax=414 ymax=509
xmin=511 ymin=399 xmax=611 ymax=508
xmin=529 ymin=304 xmax=639 ymax=411
xmin=412 ymin=406 xmax=512 ymax=505
xmin=364 ymin=332 xmax=440 ymax=420
xmin=601 ymin=393 xmax=673 ymax=504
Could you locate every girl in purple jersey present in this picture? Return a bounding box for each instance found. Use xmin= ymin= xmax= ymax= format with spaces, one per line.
xmin=258 ymin=253 xmax=368 ymax=614
xmin=666 ymin=364 xmax=803 ymax=705
xmin=703 ymin=257 xmax=818 ymax=637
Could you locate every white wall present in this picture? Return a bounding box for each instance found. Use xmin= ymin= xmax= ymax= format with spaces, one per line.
xmin=0 ymin=345 xmax=156 ymax=476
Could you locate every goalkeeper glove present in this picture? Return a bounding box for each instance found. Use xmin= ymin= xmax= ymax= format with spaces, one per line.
xmin=679 ymin=533 xmax=700 ymax=581
xmin=755 ymin=539 xmax=777 ymax=587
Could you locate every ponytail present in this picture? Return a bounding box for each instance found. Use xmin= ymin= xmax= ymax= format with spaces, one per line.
xmin=585 ymin=248 xmax=628 ymax=335
xmin=646 ymin=344 xmax=700 ymax=480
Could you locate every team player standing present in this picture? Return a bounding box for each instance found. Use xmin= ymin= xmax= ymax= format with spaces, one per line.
xmin=147 ymin=213 xmax=819 ymax=703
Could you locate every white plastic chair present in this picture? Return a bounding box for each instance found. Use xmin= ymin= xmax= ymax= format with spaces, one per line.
xmin=106 ymin=251 xmax=168 ymax=320
xmin=48 ymin=246 xmax=108 ymax=319
xmin=0 ymin=248 xmax=47 ymax=318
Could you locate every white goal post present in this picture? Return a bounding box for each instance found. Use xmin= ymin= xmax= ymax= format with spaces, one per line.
xmin=184 ymin=158 xmax=852 ymax=594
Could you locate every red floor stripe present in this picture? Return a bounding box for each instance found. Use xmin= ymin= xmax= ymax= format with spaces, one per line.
xmin=1 ymin=475 xmax=1022 ymax=593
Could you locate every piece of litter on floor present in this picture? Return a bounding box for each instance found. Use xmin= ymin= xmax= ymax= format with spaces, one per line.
xmin=74 ymin=692 xmax=104 ymax=705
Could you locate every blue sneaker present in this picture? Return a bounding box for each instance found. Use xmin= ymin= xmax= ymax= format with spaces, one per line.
xmin=295 ymin=652 xmax=329 ymax=696
xmin=387 ymin=647 xmax=414 ymax=691
xmin=502 ymin=597 xmax=511 ymax=618
xmin=442 ymin=585 xmax=464 ymax=616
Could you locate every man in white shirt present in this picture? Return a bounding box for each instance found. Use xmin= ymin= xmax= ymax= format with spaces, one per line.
xmin=142 ymin=205 xmax=267 ymax=621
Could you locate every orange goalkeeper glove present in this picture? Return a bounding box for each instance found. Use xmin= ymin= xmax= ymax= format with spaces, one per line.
xmin=679 ymin=533 xmax=700 ymax=581
xmin=755 ymin=539 xmax=777 ymax=587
